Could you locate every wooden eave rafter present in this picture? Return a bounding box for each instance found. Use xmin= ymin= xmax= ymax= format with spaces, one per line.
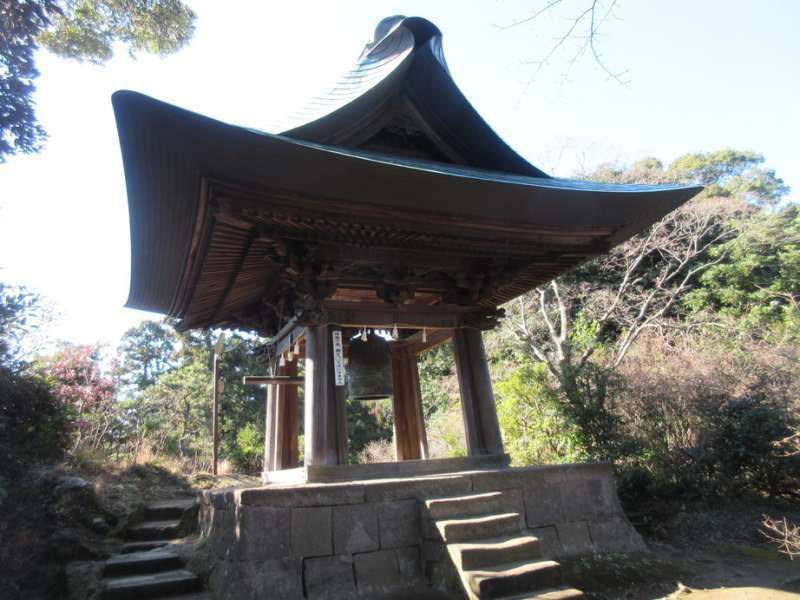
xmin=168 ymin=176 xmax=627 ymax=335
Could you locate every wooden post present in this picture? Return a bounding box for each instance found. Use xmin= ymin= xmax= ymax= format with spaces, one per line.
xmin=261 ymin=360 xmax=301 ymax=475
xmin=304 ymin=325 xmax=348 ymax=466
xmin=212 ymin=352 xmax=220 ymax=475
xmin=453 ymin=328 xmax=504 ymax=456
xmin=263 ymin=380 xmax=278 ymax=472
xmin=275 ymin=359 xmax=300 ymax=469
xmin=390 ymin=346 xmax=429 ymax=460
xmin=331 ymin=380 xmax=349 ymax=465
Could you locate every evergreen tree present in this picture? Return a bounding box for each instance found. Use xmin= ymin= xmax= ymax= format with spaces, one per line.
xmin=1 ymin=0 xmax=195 ymax=162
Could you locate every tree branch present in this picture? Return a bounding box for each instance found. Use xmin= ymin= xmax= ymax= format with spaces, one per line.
xmin=504 ymin=0 xmax=629 ymax=85
xmin=538 ymin=287 xmax=560 ymax=345
xmin=551 ymin=280 xmax=569 ymax=342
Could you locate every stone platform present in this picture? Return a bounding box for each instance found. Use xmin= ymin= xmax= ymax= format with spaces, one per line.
xmin=199 ymin=462 xmax=644 ymax=599
xmin=264 ymin=454 xmax=511 ymax=484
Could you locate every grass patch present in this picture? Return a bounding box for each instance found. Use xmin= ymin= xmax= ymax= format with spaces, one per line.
xmin=561 ymin=553 xmax=692 ymax=597
xmin=714 ymin=543 xmax=786 ymax=561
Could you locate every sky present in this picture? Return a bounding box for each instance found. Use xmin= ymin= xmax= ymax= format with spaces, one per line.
xmin=0 ymin=0 xmax=798 ymax=351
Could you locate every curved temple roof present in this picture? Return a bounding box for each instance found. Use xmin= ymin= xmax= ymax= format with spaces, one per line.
xmin=113 ymin=16 xmax=702 ymax=335
xmin=273 ymin=15 xmax=547 ymax=177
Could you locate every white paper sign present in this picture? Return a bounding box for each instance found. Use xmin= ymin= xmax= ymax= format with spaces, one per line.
xmin=332 ymin=330 xmax=345 ymax=386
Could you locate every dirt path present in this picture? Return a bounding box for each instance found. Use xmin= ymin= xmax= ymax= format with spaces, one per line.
xmin=570 ymin=542 xmax=799 ymax=599
xmin=675 ymin=589 xmax=799 ymax=600
xmin=642 ymin=544 xmax=800 ymax=600
xmin=671 ymin=546 xmax=799 ymax=597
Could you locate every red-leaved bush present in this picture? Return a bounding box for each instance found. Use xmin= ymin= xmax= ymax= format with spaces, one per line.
xmin=36 ymin=344 xmax=117 ymax=452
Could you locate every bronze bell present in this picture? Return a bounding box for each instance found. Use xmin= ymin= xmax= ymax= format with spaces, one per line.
xmin=347 ymin=331 xmax=393 ymax=400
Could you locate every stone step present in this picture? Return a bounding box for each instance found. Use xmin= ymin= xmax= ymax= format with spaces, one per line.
xmin=467 ymin=560 xmax=562 ymax=599
xmin=103 ymin=548 xmax=183 ymax=577
xmin=143 ymin=498 xmax=197 ymax=521
xmin=120 ymin=540 xmax=171 ymax=553
xmin=426 ymin=491 xmax=518 ymax=520
xmin=437 ymin=512 xmax=523 ymax=544
xmin=101 ymin=569 xmax=200 ymax=600
xmin=452 ymin=534 xmax=541 ymax=571
xmin=127 ymin=519 xmax=182 ymax=541
xmin=499 ymin=587 xmax=584 ymax=600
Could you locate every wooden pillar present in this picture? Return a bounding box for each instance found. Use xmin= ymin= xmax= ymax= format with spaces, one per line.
xmin=390 ymin=346 xmax=429 ymax=460
xmin=212 ymin=353 xmax=220 ymax=475
xmin=453 ymin=328 xmax=504 ymax=456
xmin=274 ymin=359 xmax=299 ymax=469
xmin=304 ymin=325 xmax=348 ymax=466
xmin=263 ymin=360 xmax=300 ymax=474
xmin=330 ymin=379 xmax=349 ymax=465
xmin=263 ymin=377 xmax=278 ymax=474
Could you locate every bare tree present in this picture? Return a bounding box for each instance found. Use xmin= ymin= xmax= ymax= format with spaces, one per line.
xmin=762 ymin=515 xmax=800 ymax=560
xmin=499 ymin=0 xmax=629 ymax=84
xmin=509 ymin=197 xmax=743 ymax=391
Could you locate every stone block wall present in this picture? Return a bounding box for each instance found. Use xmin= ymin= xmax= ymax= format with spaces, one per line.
xmin=198 ymin=462 xmax=644 ymax=599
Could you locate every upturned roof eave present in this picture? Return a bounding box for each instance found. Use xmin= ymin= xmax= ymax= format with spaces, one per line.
xmin=113 ymin=90 xmax=701 ymax=317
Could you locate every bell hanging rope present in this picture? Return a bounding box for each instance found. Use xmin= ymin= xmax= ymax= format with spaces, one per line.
xmin=347 ymin=330 xmax=393 ymax=401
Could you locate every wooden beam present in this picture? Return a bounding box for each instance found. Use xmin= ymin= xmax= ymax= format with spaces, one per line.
xmin=317 ymin=242 xmax=496 ymax=270
xmin=262 ymin=321 xmax=306 ymax=360
xmin=211 ymin=179 xmax=619 ymax=244
xmin=209 ymin=230 xmax=256 ymax=323
xmin=320 ymin=301 xmax=474 ymax=330
xmin=244 ymin=376 xmax=304 ymax=385
xmin=391 ymin=328 xmax=454 ymax=356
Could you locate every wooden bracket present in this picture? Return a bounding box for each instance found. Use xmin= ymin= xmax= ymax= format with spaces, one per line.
xmin=244 ymin=376 xmax=304 ymax=386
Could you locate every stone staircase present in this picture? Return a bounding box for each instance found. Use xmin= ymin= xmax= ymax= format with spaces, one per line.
xmin=99 ymin=498 xmax=208 ymax=600
xmin=425 ymin=491 xmax=584 ymax=600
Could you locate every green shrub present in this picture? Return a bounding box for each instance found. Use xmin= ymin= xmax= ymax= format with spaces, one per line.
xmin=496 ymin=362 xmax=584 ymax=465
xmin=231 ymin=422 xmax=263 ymax=474
xmin=617 ymin=398 xmax=798 ymax=511
xmin=0 ymin=368 xmax=70 ymax=478
xmin=701 ymin=397 xmax=797 ymax=497
xmin=559 ymin=364 xmax=639 ymax=463
xmin=616 ymin=467 xmax=657 ymax=510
